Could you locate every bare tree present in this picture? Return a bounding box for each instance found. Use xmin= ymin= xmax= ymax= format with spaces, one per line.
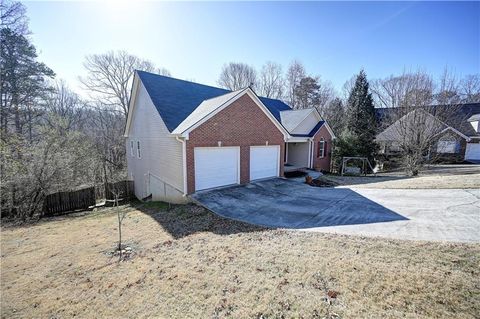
xmin=315 ymin=78 xmax=335 ymax=112
xmin=156 ymin=67 xmax=171 ymax=77
xmin=322 ymin=97 xmax=345 ymax=134
xmin=285 ymin=60 xmax=306 ymax=108
xmin=371 ymin=70 xmax=434 ymax=110
xmin=258 ymin=61 xmax=284 ymax=99
xmin=116 ymin=195 xmax=127 ymax=260
xmin=217 ymin=62 xmax=257 ymax=90
xmin=434 ymin=67 xmax=461 ymax=105
xmin=0 ymin=0 xmax=29 ymax=35
xmin=88 ymin=103 xmax=126 ymax=183
xmin=79 ymin=50 xmax=169 ymax=117
xmin=459 ymin=74 xmax=480 ymax=103
xmin=44 ymin=80 xmax=86 ymax=132
xmin=377 ymin=108 xmax=454 ymax=175
xmin=374 ymin=71 xmax=463 ymax=175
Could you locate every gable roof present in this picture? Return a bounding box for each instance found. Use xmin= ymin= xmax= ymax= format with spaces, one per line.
xmin=136 ymin=70 xmax=293 ymax=133
xmin=280 ymin=109 xmax=315 ymax=132
xmin=468 ymin=113 xmax=480 ymax=122
xmin=376 ymin=109 xmax=444 ymax=142
xmin=290 ymin=121 xmax=326 ymax=137
xmin=375 ymin=103 xmax=480 ymax=137
xmin=137 ymin=71 xmax=230 ymax=132
xmin=171 ymin=88 xmax=247 ymax=135
xmin=376 ymin=109 xmax=470 ymax=142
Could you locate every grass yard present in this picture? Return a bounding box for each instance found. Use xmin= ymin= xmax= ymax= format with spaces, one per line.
xmin=322 ymin=164 xmax=480 ymax=189
xmin=1 ymin=203 xmax=479 ymax=319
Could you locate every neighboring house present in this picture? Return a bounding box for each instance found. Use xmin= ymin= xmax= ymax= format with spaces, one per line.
xmin=375 ymin=103 xmax=480 ymax=163
xmin=124 ymin=71 xmax=335 ymax=202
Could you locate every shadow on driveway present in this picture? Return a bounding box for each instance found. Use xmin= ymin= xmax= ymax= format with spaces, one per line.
xmin=191 ymin=178 xmax=408 ymax=229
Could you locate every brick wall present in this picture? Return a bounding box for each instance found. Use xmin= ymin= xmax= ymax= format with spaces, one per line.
xmin=186 ymin=93 xmax=285 ymax=193
xmin=311 ymin=125 xmax=333 ymax=172
xmin=432 ymin=131 xmax=467 ymax=163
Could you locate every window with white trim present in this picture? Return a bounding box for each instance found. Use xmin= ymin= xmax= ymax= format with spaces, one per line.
xmin=130 ymin=140 xmax=134 ymax=157
xmin=317 ymin=138 xmax=325 ymax=158
xmin=137 ymin=141 xmax=141 ymax=159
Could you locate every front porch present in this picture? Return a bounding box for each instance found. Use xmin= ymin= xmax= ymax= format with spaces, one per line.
xmin=284 ymin=140 xmax=313 ymax=172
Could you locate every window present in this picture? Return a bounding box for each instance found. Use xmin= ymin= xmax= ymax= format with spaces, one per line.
xmin=437 ymin=140 xmax=458 ymax=154
xmin=317 ymin=139 xmax=326 ymax=158
xmin=137 ymin=141 xmax=141 ymax=159
xmin=130 ymin=141 xmax=134 ymax=157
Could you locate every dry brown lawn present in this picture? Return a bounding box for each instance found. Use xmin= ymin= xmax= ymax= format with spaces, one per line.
xmin=1 ymin=203 xmax=479 ymax=319
xmin=323 ymin=164 xmax=480 ymax=189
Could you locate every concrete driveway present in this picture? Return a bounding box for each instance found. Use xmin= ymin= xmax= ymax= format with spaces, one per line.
xmin=191 ymin=178 xmax=480 ymax=243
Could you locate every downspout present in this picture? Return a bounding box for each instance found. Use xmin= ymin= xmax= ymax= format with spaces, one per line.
xmin=175 ymin=136 xmax=188 ymax=197
xmin=285 ymin=142 xmax=289 ymax=164
xmin=308 ymin=138 xmax=314 ymax=169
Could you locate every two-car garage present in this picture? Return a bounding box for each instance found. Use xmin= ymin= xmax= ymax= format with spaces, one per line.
xmin=194 ymin=145 xmax=280 ymax=191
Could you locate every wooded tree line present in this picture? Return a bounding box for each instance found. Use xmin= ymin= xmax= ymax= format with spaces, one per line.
xmin=218 ymin=61 xmax=480 ymax=134
xmin=0 ymin=1 xmax=169 ymax=219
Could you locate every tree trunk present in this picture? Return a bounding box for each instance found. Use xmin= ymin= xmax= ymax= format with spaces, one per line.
xmin=116 ymin=196 xmax=122 ymax=260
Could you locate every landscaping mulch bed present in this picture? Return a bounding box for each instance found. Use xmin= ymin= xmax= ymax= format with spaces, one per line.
xmin=306 ymin=177 xmax=339 ymax=187
xmin=284 ymin=170 xmax=307 ymax=178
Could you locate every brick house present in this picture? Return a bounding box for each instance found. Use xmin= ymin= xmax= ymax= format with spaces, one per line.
xmin=124 ymin=71 xmax=335 ymax=203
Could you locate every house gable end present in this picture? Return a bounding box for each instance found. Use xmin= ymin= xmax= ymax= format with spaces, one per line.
xmin=290 ymin=110 xmax=322 ymax=135
xmin=185 ymin=93 xmax=286 ymax=193
xmin=180 ymin=88 xmax=289 ymax=139
xmin=125 ymin=78 xmax=185 ymax=196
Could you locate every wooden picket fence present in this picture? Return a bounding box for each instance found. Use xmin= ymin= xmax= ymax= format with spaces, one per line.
xmin=43 ymin=187 xmax=96 ymax=216
xmin=43 ymin=180 xmax=135 ymax=216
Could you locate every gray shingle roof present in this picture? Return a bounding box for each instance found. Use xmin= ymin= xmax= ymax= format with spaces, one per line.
xmin=136 ymin=70 xmax=292 ymax=132
xmin=171 ymin=89 xmax=247 ymax=135
xmin=375 ymin=103 xmax=480 ymax=137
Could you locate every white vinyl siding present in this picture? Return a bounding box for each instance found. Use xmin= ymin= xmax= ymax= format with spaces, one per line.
xmin=287 ymin=142 xmax=309 ymax=167
xmin=126 ymin=81 xmax=184 ymax=200
xmin=250 ymin=146 xmax=280 ymax=180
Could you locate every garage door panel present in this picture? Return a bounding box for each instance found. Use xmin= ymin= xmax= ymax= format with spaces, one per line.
xmin=250 ymin=146 xmax=279 ymax=180
xmin=465 ymin=143 xmax=480 ymax=160
xmin=195 ymin=147 xmax=239 ymax=191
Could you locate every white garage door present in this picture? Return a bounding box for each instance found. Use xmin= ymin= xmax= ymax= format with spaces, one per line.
xmin=250 ymin=146 xmax=280 ymax=181
xmin=194 ymin=147 xmax=239 ymax=191
xmin=465 ymin=143 xmax=480 ymax=160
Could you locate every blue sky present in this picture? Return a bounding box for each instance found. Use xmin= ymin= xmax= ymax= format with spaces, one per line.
xmin=24 ymin=1 xmax=479 ymax=95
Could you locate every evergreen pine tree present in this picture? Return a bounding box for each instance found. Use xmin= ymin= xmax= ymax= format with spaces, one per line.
xmin=1 ymin=28 xmax=54 ymax=135
xmin=345 ymin=70 xmax=377 ymax=163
